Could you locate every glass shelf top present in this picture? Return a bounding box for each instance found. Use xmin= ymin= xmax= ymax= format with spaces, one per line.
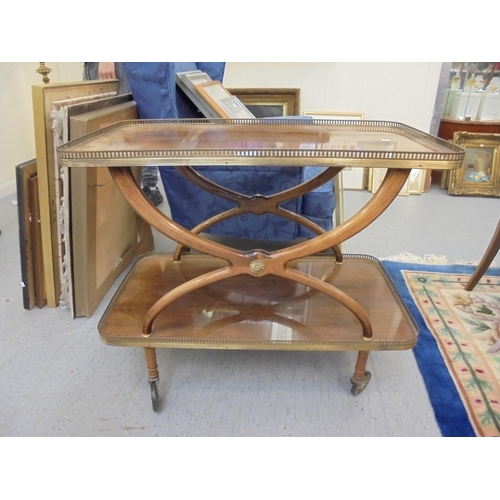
xmin=57 ymin=118 xmax=465 ymax=170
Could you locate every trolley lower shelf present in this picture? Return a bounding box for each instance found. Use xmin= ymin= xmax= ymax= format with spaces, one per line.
xmin=99 ymin=252 xmax=417 ymax=350
xmin=98 ymin=252 xmax=418 ymax=409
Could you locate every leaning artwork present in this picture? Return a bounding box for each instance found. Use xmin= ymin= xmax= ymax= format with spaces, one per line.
xmin=448 ymin=132 xmax=500 ymax=197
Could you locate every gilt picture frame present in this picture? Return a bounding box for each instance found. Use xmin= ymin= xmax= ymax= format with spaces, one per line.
xmin=448 ymin=132 xmax=500 ymax=197
xmin=32 ymin=80 xmax=119 ymax=307
xmin=69 ymin=100 xmax=153 ymax=318
xmin=195 ymin=81 xmax=254 ymax=119
xmin=16 ymin=159 xmax=38 ymax=310
xmin=195 ymin=81 xmax=234 ymax=118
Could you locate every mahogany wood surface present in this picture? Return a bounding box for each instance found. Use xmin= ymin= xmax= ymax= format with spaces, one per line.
xmin=98 ymin=254 xmax=417 ymax=350
xmin=56 ymin=119 xmax=469 ymax=401
xmin=144 ymin=347 xmax=159 ymax=381
xmin=438 ymin=117 xmax=500 ymax=141
xmin=54 ymin=120 xmax=469 ymax=403
xmin=57 ymin=120 xmax=465 ymax=171
xmin=58 ymin=120 xmax=462 ymax=354
xmin=109 ymin=166 xmax=410 ymax=338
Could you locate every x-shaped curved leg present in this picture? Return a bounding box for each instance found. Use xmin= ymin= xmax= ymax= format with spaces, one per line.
xmin=110 ymin=166 xmax=409 ymax=340
xmin=188 ymin=307 xmax=321 ymax=338
xmin=172 ymin=165 xmax=343 ymax=262
xmin=282 ymin=266 xmax=373 ymax=339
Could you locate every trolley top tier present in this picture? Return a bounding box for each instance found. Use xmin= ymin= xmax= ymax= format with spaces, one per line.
xmin=57 ymin=118 xmax=465 ymax=170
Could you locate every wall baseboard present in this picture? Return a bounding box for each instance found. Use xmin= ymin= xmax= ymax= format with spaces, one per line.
xmin=0 ymin=179 xmax=16 ymax=200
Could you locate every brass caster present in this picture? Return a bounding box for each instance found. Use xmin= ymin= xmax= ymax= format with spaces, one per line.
xmin=350 ymin=371 xmax=371 ymax=395
xmin=150 ymin=380 xmax=160 ymax=412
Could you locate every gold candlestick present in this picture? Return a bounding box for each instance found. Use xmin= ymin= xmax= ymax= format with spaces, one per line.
xmin=36 ymin=62 xmax=51 ymax=84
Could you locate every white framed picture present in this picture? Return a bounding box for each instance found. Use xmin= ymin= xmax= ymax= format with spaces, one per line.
xmin=370 ymin=168 xmax=410 ymax=196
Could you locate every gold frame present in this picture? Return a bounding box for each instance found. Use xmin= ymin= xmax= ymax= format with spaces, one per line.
xmin=195 ymin=81 xmax=233 ymax=118
xmin=32 ymin=80 xmax=119 ymax=307
xmin=448 ymin=132 xmax=500 ymax=197
xmin=227 ymin=88 xmax=300 ymax=117
xmin=16 ymin=159 xmax=38 ymax=310
xmin=69 ymin=100 xmax=153 ymax=318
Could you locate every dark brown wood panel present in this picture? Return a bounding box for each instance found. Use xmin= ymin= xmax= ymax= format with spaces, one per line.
xmin=16 ymin=159 xmax=37 ymax=310
xmin=99 ymin=254 xmax=417 ymax=350
xmin=438 ymin=118 xmax=500 ymax=141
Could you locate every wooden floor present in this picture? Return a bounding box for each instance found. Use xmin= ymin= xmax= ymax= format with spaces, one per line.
xmin=1 ymin=181 xmax=498 ymax=437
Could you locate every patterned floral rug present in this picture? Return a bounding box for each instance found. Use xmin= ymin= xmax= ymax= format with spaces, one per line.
xmin=383 ymin=261 xmax=500 ymax=437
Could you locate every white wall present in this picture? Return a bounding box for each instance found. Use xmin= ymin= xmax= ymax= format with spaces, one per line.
xmin=0 ymin=62 xmax=83 ymax=197
xmin=0 ymin=62 xmax=443 ymax=197
xmin=224 ymin=62 xmax=442 ymax=131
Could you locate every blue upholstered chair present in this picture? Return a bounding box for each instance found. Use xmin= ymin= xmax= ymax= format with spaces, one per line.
xmin=158 ymin=146 xmax=335 ymax=242
xmin=122 ymin=62 xmax=336 ymax=242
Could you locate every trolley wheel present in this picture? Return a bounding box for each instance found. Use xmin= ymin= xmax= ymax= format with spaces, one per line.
xmin=150 ymin=380 xmax=160 ymax=412
xmin=350 ymin=371 xmax=371 ymax=396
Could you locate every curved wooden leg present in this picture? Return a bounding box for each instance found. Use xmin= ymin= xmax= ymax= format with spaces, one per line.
xmin=173 ymin=207 xmax=243 ymax=261
xmin=465 ymin=219 xmax=500 ymax=291
xmin=145 ymin=347 xmax=160 ymax=412
xmin=173 ymin=205 xmax=343 ymax=263
xmin=276 ymin=207 xmax=343 ymax=262
xmin=172 ymin=165 xmax=343 ymax=262
xmin=112 ymin=166 xmax=406 ymax=347
xmin=285 ymin=267 xmax=373 ymax=340
xmin=350 ymin=351 xmax=371 ymax=395
xmin=277 ymin=169 xmax=411 ymax=262
xmin=175 ymin=164 xmax=341 ymax=207
xmin=108 ymin=167 xmax=244 ymax=264
xmin=142 ymin=265 xmax=241 ymax=337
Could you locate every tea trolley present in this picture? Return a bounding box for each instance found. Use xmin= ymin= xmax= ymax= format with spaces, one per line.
xmin=57 ymin=119 xmax=464 ymax=411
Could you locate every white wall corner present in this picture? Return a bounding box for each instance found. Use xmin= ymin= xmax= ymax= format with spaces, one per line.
xmin=0 ymin=179 xmax=16 ymax=200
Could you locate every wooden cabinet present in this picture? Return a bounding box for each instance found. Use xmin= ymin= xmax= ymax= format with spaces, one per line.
xmin=438 ymin=117 xmax=500 ymax=141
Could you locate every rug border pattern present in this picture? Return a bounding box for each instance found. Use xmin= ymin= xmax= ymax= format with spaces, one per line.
xmin=383 ymin=261 xmax=500 ymax=437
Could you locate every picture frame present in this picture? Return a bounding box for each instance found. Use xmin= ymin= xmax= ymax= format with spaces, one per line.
xmin=69 ymin=100 xmax=153 ymax=318
xmin=176 ymin=70 xmax=222 ymax=118
xmin=32 ymin=80 xmax=119 ymax=307
xmin=16 ymin=159 xmax=39 ymax=310
xmin=370 ymin=168 xmax=410 ymax=196
xmin=26 ymin=174 xmax=46 ymax=309
xmin=448 ymin=132 xmax=500 ymax=197
xmin=52 ymin=92 xmax=126 ymax=310
xmin=408 ymin=168 xmax=425 ymax=195
xmin=195 ymin=81 xmax=255 ymax=119
xmin=227 ymin=88 xmax=300 ymax=117
xmin=304 ymin=111 xmax=366 ymax=190
xmin=195 ymin=81 xmax=234 ymax=118
xmin=196 ymin=81 xmax=231 ymax=102
xmin=218 ymin=96 xmax=255 ymax=119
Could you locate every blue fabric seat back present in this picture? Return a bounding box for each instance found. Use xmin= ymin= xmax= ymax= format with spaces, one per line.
xmin=122 ymin=62 xmax=335 ymax=241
